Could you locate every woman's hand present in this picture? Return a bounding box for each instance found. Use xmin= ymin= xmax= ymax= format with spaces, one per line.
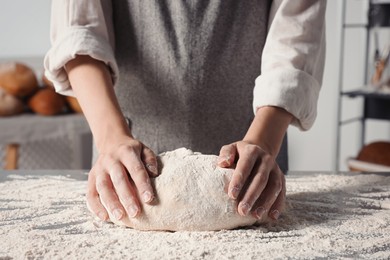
xmin=65 ymin=55 xmax=159 ymax=221
xmin=87 ymin=135 xmax=159 ymax=221
xmin=218 ymin=141 xmax=285 ymax=220
xmin=218 ymin=106 xmax=293 ymax=220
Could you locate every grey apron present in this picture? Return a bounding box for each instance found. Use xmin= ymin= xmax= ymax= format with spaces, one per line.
xmin=110 ymin=0 xmax=288 ymax=172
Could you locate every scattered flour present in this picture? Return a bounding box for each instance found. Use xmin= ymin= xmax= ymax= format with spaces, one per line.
xmin=0 ymin=166 xmax=389 ymax=258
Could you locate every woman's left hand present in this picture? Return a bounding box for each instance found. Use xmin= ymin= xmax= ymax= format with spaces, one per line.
xmin=218 ymin=141 xmax=286 ymax=220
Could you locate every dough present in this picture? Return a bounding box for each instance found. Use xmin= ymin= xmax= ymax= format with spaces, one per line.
xmin=112 ymin=148 xmax=260 ymax=231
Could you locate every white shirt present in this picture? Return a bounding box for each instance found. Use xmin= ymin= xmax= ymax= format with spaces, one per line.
xmin=44 ymin=0 xmax=326 ymax=130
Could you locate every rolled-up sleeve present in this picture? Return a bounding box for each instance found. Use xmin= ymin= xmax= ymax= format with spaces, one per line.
xmin=44 ymin=0 xmax=118 ymax=96
xmin=253 ymin=0 xmax=326 ymax=130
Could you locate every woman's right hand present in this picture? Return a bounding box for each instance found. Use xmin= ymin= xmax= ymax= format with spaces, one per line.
xmin=86 ymin=135 xmax=159 ymax=221
xmin=64 ymin=55 xmax=158 ymax=221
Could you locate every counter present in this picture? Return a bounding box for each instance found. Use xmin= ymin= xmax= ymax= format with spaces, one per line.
xmin=1 ymin=170 xmax=389 ymax=259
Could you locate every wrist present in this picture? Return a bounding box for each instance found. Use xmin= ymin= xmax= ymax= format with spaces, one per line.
xmin=94 ymin=117 xmax=133 ymax=152
xmin=243 ymin=106 xmax=293 ymax=156
xmin=66 ymin=55 xmax=133 ymax=152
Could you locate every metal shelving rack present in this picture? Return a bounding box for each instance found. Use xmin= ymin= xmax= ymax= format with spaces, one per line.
xmin=335 ymin=0 xmax=390 ymax=171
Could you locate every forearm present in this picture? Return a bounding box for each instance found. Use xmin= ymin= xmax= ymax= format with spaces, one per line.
xmin=244 ymin=106 xmax=293 ymax=157
xmin=65 ymin=55 xmax=130 ymax=151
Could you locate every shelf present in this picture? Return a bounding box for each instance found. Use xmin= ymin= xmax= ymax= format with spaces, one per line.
xmin=343 ymin=24 xmax=368 ymax=28
xmin=342 ymin=89 xmax=390 ymax=120
xmin=341 ymin=88 xmax=390 ymax=99
xmin=364 ymin=97 xmax=390 ymax=120
xmin=335 ymin=0 xmax=390 ymax=171
xmin=0 ymin=114 xmax=92 ymax=170
xmin=0 ymin=113 xmax=90 ymax=145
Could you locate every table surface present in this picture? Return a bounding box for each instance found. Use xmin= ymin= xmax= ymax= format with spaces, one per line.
xmin=1 ymin=170 xmax=389 ymax=259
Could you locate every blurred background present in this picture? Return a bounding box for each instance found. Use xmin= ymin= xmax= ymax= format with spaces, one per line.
xmin=0 ymin=0 xmax=389 ymax=171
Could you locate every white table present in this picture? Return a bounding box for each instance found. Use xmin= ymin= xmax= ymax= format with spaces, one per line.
xmin=1 ymin=170 xmax=389 ymax=259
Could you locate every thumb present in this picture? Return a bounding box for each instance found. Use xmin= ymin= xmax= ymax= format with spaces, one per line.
xmin=218 ymin=143 xmax=237 ymax=168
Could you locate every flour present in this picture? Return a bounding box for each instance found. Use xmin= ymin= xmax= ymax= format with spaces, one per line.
xmin=1 ymin=169 xmax=389 ymax=259
xmin=112 ymin=148 xmax=259 ymax=231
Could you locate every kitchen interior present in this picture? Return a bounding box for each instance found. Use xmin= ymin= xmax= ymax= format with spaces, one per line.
xmin=1 ymin=1 xmax=390 ymax=259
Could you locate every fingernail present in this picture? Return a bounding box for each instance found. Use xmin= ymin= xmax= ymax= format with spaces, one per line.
xmin=113 ymin=208 xmax=124 ymax=220
xmin=229 ymin=185 xmax=241 ymax=199
xmin=270 ymin=209 xmax=280 ymax=220
xmin=218 ymin=155 xmax=230 ymax=166
xmin=239 ymin=202 xmax=251 ymax=216
xmin=127 ymin=205 xmax=139 ymax=218
xmin=97 ymin=211 xmax=107 ymax=221
xmin=142 ymin=191 xmax=153 ymax=203
xmin=147 ymin=164 xmax=158 ymax=175
xmin=255 ymin=207 xmax=266 ymax=219
xmin=217 ymin=156 xmax=224 ymax=162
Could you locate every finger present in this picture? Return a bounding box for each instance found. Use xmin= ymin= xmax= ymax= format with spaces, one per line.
xmin=120 ymin=149 xmax=155 ymax=204
xmin=228 ymin=145 xmax=260 ymax=200
xmin=268 ymin=167 xmax=286 ymax=220
xmin=108 ymin=162 xmax=140 ymax=218
xmin=218 ymin=143 xmax=237 ymax=167
xmin=86 ymin=169 xmax=108 ymax=221
xmin=251 ymin=168 xmax=284 ymax=220
xmin=141 ymin=147 xmax=159 ymax=176
xmin=237 ymin=158 xmax=273 ymax=216
xmin=95 ymin=172 xmax=126 ymax=221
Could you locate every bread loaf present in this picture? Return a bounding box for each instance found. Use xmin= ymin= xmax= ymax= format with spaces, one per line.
xmin=28 ymin=88 xmax=66 ymax=116
xmin=356 ymin=142 xmax=390 ymax=167
xmin=66 ymin=96 xmax=83 ymax=113
xmin=42 ymin=74 xmax=55 ymax=90
xmin=0 ymin=62 xmax=38 ymax=97
xmin=0 ymin=88 xmax=24 ymax=116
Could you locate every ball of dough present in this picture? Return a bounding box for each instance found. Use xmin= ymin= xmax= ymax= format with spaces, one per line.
xmin=0 ymin=62 xmax=38 ymax=97
xmin=28 ymin=88 xmax=66 ymax=116
xmin=110 ymin=148 xmax=260 ymax=231
xmin=0 ymin=88 xmax=24 ymax=116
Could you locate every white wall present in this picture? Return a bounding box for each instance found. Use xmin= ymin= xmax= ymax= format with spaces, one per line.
xmin=1 ymin=1 xmax=389 ymax=171
xmin=0 ymin=0 xmax=51 ymax=59
xmin=288 ymin=0 xmax=341 ymax=171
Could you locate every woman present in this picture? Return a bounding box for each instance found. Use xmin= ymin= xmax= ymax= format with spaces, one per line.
xmin=45 ymin=0 xmax=326 ymax=223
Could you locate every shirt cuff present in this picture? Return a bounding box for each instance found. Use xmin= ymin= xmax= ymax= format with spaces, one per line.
xmin=44 ymin=27 xmax=118 ymax=96
xmin=253 ymin=68 xmax=321 ymax=131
